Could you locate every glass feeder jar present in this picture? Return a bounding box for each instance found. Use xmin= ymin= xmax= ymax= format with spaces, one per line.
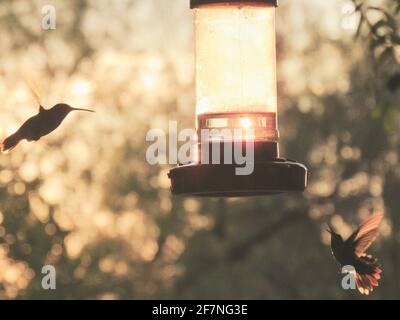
xmin=195 ymin=1 xmax=279 ymax=146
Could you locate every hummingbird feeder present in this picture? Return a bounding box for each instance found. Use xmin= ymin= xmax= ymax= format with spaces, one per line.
xmin=168 ymin=0 xmax=308 ymax=196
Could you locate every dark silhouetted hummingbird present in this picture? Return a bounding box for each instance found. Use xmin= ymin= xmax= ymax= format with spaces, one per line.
xmin=327 ymin=212 xmax=383 ymax=295
xmin=1 ymin=104 xmax=94 ymax=153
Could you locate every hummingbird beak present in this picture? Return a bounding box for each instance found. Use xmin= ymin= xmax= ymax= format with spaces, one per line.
xmin=326 ymin=223 xmax=333 ymax=234
xmin=71 ymin=107 xmax=95 ymax=113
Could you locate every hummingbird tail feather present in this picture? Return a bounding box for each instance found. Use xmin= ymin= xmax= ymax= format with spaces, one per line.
xmin=355 ymin=254 xmax=382 ymax=295
xmin=1 ymin=132 xmax=21 ymax=153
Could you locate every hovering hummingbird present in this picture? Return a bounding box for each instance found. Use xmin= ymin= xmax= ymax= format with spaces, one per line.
xmin=327 ymin=212 xmax=383 ymax=295
xmin=1 ymin=104 xmax=94 ymax=153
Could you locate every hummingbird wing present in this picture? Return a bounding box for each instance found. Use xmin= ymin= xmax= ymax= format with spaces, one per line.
xmin=18 ymin=68 xmax=42 ymax=105
xmin=17 ymin=68 xmax=43 ymax=121
xmin=346 ymin=212 xmax=384 ymax=257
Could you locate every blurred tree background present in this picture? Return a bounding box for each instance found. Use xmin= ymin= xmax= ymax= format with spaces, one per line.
xmin=0 ymin=0 xmax=399 ymax=299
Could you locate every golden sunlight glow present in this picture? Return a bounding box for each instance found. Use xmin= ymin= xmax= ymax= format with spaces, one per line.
xmin=72 ymin=80 xmax=92 ymax=96
xmin=0 ymin=0 xmax=394 ymax=300
xmin=240 ymin=117 xmax=252 ymax=129
xmin=142 ymin=73 xmax=157 ymax=90
xmin=195 ymin=4 xmax=277 ymax=115
xmin=146 ymin=55 xmax=164 ymax=71
xmin=340 ymin=2 xmax=360 ymax=34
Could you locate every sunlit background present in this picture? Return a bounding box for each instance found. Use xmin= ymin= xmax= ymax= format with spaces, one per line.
xmin=0 ymin=0 xmax=399 ymax=299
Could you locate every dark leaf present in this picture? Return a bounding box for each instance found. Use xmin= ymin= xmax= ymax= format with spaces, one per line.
xmin=371 ymin=19 xmax=391 ymax=34
xmin=355 ymin=15 xmax=364 ymax=38
xmin=393 ymin=34 xmax=400 ymax=45
xmin=387 ymin=73 xmax=400 ymax=92
xmin=379 ymin=46 xmax=394 ymax=63
xmin=370 ymin=35 xmax=386 ymax=49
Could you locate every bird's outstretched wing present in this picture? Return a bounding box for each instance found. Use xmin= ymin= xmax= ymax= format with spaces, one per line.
xmin=17 ymin=66 xmax=42 ymax=105
xmin=26 ymin=77 xmax=42 ymax=106
xmin=346 ymin=212 xmax=384 ymax=257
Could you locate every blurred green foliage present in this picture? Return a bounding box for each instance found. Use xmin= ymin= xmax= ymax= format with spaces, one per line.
xmin=0 ymin=0 xmax=399 ymax=300
xmin=353 ymin=0 xmax=400 ymax=130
